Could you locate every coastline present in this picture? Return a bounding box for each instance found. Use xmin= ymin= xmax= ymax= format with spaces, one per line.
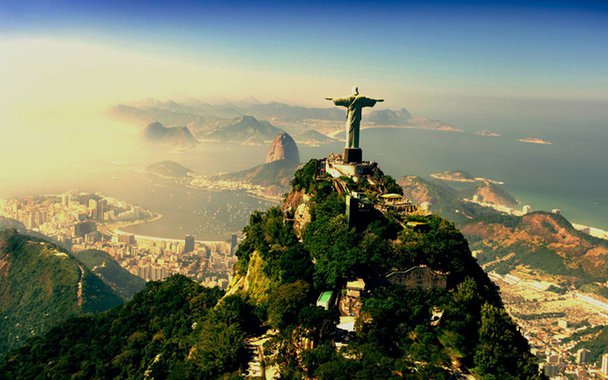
xmin=571 ymin=223 xmax=608 ymax=240
xmin=464 ymin=198 xmax=608 ymax=241
xmin=430 ymin=173 xmax=504 ymax=185
xmin=113 ymin=227 xmax=226 ymax=244
xmin=186 ymin=180 xmax=282 ymax=204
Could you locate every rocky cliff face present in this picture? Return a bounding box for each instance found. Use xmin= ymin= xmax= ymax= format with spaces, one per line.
xmin=266 ymin=132 xmax=300 ymax=163
xmin=282 ymin=189 xmax=311 ymax=237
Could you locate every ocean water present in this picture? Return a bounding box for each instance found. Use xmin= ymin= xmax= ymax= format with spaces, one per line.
xmin=72 ymin=170 xmax=275 ymax=241
xmin=350 ymin=123 xmax=608 ymax=230
xmin=2 ymin=119 xmax=606 ymax=239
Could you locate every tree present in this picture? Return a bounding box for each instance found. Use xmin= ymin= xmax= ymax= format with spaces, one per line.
xmin=298 ymin=306 xmax=339 ymax=344
xmin=475 ymin=303 xmax=542 ymax=379
xmin=189 ymin=320 xmax=245 ymax=378
xmin=303 ymin=214 xmax=363 ymax=289
xmin=267 ymin=280 xmax=311 ymax=329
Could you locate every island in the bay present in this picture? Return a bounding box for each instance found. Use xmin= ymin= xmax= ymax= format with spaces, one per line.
xmin=430 ymin=169 xmax=505 ymax=185
xmin=518 ymin=137 xmax=553 ymax=145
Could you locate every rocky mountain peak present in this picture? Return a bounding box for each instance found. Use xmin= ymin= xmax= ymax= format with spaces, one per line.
xmin=266 ymin=132 xmax=300 ymax=163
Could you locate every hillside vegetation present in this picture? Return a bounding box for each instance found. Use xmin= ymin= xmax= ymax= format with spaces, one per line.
xmin=73 ymin=249 xmax=146 ymax=300
xmin=0 ymin=230 xmax=122 ymax=353
xmin=0 ymin=160 xmax=543 ymax=379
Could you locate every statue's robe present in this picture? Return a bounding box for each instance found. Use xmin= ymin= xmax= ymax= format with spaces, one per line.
xmin=332 ymin=95 xmax=378 ymax=148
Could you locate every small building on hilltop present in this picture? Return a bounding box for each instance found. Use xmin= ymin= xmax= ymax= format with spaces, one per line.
xmin=386 ymin=265 xmax=448 ymax=290
xmin=345 ymin=192 xmax=374 ymax=226
xmin=376 ymin=193 xmax=417 ymax=214
xmin=339 ymin=278 xmax=366 ymax=317
xmin=405 ymin=221 xmax=430 ymax=233
xmin=316 ymin=290 xmax=335 ymax=310
xmin=324 ymin=153 xmax=378 ymax=182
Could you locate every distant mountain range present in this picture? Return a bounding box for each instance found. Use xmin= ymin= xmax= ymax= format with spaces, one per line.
xmin=201 ymin=115 xmax=283 ymax=143
xmin=367 ymin=107 xmax=412 ymax=125
xmin=111 ymin=99 xmax=420 ymax=145
xmin=112 ymin=99 xmax=412 ymax=126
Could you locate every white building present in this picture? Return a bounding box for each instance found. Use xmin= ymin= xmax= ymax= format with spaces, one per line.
xmin=601 ymin=353 xmax=608 ymax=376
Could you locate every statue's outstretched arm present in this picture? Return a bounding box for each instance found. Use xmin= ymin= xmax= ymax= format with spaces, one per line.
xmin=325 ymin=97 xmax=333 ymax=101
xmin=376 ymin=99 xmax=384 ymax=102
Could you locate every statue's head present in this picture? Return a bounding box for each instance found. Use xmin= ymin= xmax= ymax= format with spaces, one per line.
xmin=352 ymin=86 xmax=359 ymax=95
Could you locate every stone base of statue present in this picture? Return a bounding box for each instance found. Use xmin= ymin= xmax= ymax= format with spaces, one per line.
xmin=343 ymin=148 xmax=362 ymax=163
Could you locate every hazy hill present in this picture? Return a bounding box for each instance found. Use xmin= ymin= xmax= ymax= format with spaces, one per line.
xmin=239 ymin=101 xmax=345 ymax=120
xmin=0 ymin=229 xmax=122 ymax=353
xmin=0 ymin=217 xmax=25 ymax=231
xmin=146 ymin=160 xmax=193 ymax=178
xmin=111 ymin=101 xmax=239 ymax=126
xmin=367 ymin=107 xmax=412 ymax=125
xmin=143 ymin=122 xmax=198 ymax=147
xmin=73 ymin=249 xmax=146 ymax=301
xmin=398 ymin=175 xmax=460 ymax=212
xmin=296 ymin=129 xmax=335 ymax=144
xmin=204 ymin=115 xmax=283 ymax=142
xmin=212 ymin=159 xmax=299 ymax=197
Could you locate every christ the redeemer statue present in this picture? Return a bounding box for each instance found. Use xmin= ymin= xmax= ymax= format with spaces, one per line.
xmin=326 ymin=86 xmax=383 ymax=163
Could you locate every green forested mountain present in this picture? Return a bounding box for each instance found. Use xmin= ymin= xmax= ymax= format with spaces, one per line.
xmin=73 ymin=249 xmax=146 ymax=300
xmin=0 ymin=160 xmax=543 ymax=379
xmin=0 ymin=229 xmax=123 ymax=353
xmin=0 ymin=276 xmax=252 ymax=379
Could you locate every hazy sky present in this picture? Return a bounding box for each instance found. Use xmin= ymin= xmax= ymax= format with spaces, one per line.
xmin=2 ymin=0 xmax=607 ymax=110
xmin=1 ymin=0 xmax=607 ymax=191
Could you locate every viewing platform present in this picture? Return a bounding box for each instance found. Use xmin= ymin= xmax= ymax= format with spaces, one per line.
xmin=324 ymin=153 xmax=378 ymax=182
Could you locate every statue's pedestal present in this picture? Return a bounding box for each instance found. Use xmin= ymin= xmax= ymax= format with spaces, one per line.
xmin=343 ymin=148 xmax=362 ymax=163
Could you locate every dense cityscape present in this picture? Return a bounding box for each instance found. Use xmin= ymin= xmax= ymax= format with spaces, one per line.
xmin=0 ymin=191 xmax=237 ymax=288
xmin=490 ymin=271 xmax=608 ymax=379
